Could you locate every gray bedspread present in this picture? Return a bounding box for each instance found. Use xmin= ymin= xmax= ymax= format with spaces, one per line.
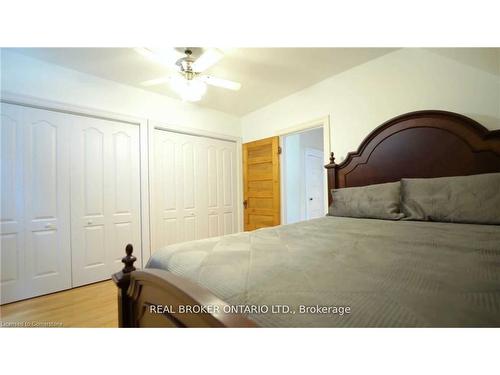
xmin=147 ymin=217 xmax=500 ymax=327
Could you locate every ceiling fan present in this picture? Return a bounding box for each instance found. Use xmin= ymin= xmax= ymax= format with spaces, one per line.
xmin=135 ymin=47 xmax=241 ymax=102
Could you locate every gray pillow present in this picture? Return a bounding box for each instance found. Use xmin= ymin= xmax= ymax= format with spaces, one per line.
xmin=328 ymin=182 xmax=404 ymax=220
xmin=401 ymin=173 xmax=500 ymax=224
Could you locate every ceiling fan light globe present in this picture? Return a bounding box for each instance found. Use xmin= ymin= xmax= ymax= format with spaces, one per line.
xmin=171 ymin=78 xmax=207 ymax=102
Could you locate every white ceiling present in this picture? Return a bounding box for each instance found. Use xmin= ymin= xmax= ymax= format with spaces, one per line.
xmin=12 ymin=48 xmax=499 ymax=116
xmin=14 ymin=48 xmax=397 ymax=116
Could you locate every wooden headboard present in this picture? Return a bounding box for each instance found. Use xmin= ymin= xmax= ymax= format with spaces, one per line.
xmin=325 ymin=110 xmax=500 ymax=205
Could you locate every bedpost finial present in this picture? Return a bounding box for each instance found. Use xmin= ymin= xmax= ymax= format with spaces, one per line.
xmin=126 ymin=243 xmax=133 ymax=256
xmin=122 ymin=244 xmax=136 ymax=274
xmin=329 ymin=152 xmax=335 ymax=164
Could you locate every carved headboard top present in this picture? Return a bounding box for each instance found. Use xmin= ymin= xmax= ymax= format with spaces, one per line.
xmin=325 ymin=110 xmax=500 ymax=203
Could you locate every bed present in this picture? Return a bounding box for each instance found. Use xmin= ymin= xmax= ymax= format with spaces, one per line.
xmin=113 ymin=110 xmax=500 ymax=327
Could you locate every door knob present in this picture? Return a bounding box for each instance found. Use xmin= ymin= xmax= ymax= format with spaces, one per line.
xmin=309 ymin=197 xmax=313 ymax=201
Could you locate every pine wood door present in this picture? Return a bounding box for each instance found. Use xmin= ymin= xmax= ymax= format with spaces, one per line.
xmin=243 ymin=136 xmax=280 ymax=231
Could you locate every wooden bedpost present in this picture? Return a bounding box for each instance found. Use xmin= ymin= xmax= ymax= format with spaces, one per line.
xmin=324 ymin=152 xmax=337 ymax=207
xmin=112 ymin=244 xmax=137 ymax=327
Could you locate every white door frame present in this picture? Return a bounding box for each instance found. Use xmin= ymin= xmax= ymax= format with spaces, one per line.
xmin=276 ymin=116 xmax=331 ymax=224
xmin=0 ymin=92 xmax=150 ymax=267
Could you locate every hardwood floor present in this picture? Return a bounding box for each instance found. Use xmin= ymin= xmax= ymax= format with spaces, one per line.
xmin=0 ymin=280 xmax=117 ymax=328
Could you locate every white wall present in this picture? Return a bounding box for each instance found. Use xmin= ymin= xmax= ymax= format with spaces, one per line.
xmin=0 ymin=49 xmax=241 ymax=137
xmin=242 ymin=48 xmax=500 ymax=160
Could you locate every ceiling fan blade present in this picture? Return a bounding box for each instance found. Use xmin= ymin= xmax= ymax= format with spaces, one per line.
xmin=134 ymin=47 xmax=184 ymax=68
xmin=140 ymin=76 xmax=173 ymax=86
xmin=192 ymin=49 xmax=224 ymax=72
xmin=201 ymin=75 xmax=241 ymax=91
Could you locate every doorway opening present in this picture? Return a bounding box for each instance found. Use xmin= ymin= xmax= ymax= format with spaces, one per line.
xmin=282 ymin=127 xmax=325 ymax=224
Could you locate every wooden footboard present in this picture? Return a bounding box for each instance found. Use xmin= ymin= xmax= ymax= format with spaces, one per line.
xmin=112 ymin=244 xmax=256 ymax=327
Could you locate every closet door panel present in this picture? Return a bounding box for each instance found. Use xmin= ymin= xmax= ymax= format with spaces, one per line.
xmin=181 ymin=142 xmax=196 ymax=210
xmin=207 ymin=146 xmax=218 ymax=209
xmin=206 ymin=145 xmax=221 ymax=237
xmin=1 ymin=103 xmax=142 ymax=302
xmin=162 ymin=218 xmax=178 ymax=246
xmin=221 ymin=148 xmax=234 ymax=208
xmin=179 ymin=137 xmax=206 ymax=241
xmin=113 ymin=131 xmax=133 ymax=213
xmin=71 ymin=117 xmax=141 ymax=286
xmin=208 ymin=138 xmax=237 ymax=237
xmin=0 ymin=234 xmax=20 ymax=289
xmin=220 ymin=146 xmax=236 ymax=235
xmin=153 ymin=130 xmax=205 ymax=249
xmin=83 ymin=127 xmax=105 ymax=216
xmin=223 ymin=212 xmax=234 ymax=235
xmin=31 ymin=122 xmax=57 ymax=216
xmin=23 ymin=107 xmax=72 ymax=297
xmin=71 ymin=120 xmax=106 ymax=285
xmin=177 ymin=136 xmax=194 ymax=243
xmin=208 ymin=214 xmax=220 ymax=237
xmin=161 ymin=139 xmax=177 ymax=211
xmin=153 ymin=135 xmax=178 ymax=249
xmin=32 ymin=229 xmax=59 ymax=276
xmin=183 ymin=216 xmax=197 ymax=241
xmin=152 ymin=129 xmax=238 ymax=250
xmin=28 ymin=119 xmax=61 ymax=275
xmin=83 ymin=225 xmax=106 ymax=267
xmin=109 ymin=128 xmax=141 ymax=273
xmin=1 ymin=103 xmax=26 ymax=304
xmin=82 ymin=127 xmax=106 ymax=269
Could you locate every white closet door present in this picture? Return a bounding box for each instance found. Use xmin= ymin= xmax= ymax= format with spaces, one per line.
xmin=219 ymin=140 xmax=237 ymax=235
xmin=153 ymin=130 xmax=203 ymax=249
xmin=1 ymin=103 xmax=26 ymax=303
xmin=178 ymin=133 xmax=204 ymax=242
xmin=2 ymin=104 xmax=73 ymax=303
xmin=152 ymin=130 xmax=177 ymax=249
xmin=0 ymin=105 xmax=75 ymax=304
xmin=71 ymin=116 xmax=141 ymax=287
xmin=152 ymin=129 xmax=238 ymax=252
xmin=205 ymin=138 xmax=237 ymax=237
xmin=23 ymin=107 xmax=72 ymax=298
